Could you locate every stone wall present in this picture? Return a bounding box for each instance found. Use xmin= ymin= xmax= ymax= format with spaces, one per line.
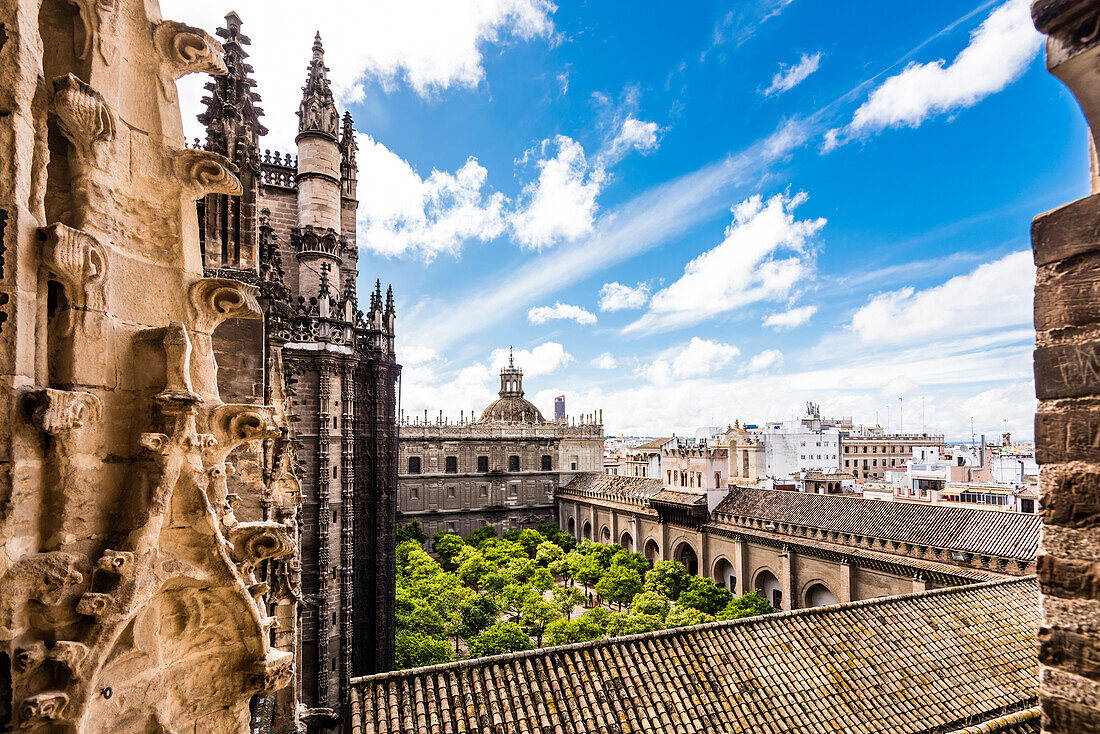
xmin=0 ymin=1 xmax=296 ymax=731
xmin=1030 ymin=3 xmax=1100 ymax=731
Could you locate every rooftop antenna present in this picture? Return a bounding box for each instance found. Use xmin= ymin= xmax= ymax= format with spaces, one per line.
xmin=508 ymin=346 xmax=514 ymax=369
xmin=970 ymin=416 xmax=975 ymax=447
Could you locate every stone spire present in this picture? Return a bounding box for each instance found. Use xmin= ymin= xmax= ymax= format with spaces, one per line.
xmin=197 ymin=11 xmax=267 ymax=157
xmin=298 ymin=31 xmax=338 ymax=138
xmin=341 ymin=110 xmax=357 ymax=166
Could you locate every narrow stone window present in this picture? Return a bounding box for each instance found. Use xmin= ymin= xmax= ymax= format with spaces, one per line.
xmin=477 ymin=455 xmax=489 ymax=472
xmin=408 ymin=456 xmax=421 ymax=474
xmin=445 ymin=456 xmax=458 ymax=473
xmin=541 ymin=455 xmax=552 ymax=471
xmin=508 ymin=455 xmax=520 ymax=472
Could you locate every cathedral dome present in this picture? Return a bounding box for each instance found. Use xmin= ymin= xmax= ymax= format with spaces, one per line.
xmin=475 ymin=350 xmax=546 ymax=424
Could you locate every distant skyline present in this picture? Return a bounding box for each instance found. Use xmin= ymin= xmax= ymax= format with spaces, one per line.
xmin=167 ymin=0 xmax=1084 ymax=440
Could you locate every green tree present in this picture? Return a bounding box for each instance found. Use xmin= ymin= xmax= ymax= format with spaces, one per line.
xmin=573 ymin=555 xmax=604 ymax=594
xmin=500 ymin=583 xmax=539 ymax=621
xmin=519 ymin=596 xmax=561 ymax=646
xmin=579 ymin=606 xmax=612 ymax=633
xmin=535 ymin=541 xmax=564 ymax=566
xmin=431 ymin=532 xmax=467 ymax=570
xmin=481 ymin=570 xmax=513 ymax=597
xmin=456 ymin=553 xmax=495 ymax=591
xmin=665 ymin=604 xmax=715 ymax=628
xmin=504 ymin=557 xmax=539 ymax=585
xmin=516 ymin=528 xmax=545 ymax=557
xmin=643 ymin=560 xmax=691 ymax=600
xmin=606 ymin=611 xmax=664 ymax=637
xmin=397 ymin=520 xmax=428 ymax=546
xmin=394 ymin=631 xmax=453 ymax=670
xmin=550 ymin=586 xmax=585 ymax=617
xmin=481 ymin=539 xmax=528 ymax=565
xmin=563 ymin=550 xmax=585 ymax=587
xmin=467 ymin=622 xmax=533 ymax=658
xmin=716 ymin=590 xmax=776 ymax=620
xmin=630 ymin=590 xmax=671 ymax=620
xmin=396 ymin=589 xmax=445 ymax=637
xmin=548 ymin=556 xmax=571 ymax=580
xmin=467 ymin=525 xmax=499 ymax=547
xmin=612 ymin=551 xmax=650 ymax=579
xmin=544 ymin=617 xmax=604 ymax=646
xmin=677 ymin=576 xmax=733 ymax=616
xmin=594 ymin=565 xmax=643 ymax=610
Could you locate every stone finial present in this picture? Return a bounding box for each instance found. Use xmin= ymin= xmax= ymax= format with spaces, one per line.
xmin=298 ymin=31 xmax=338 ymax=137
xmin=152 ymin=19 xmax=226 ymax=99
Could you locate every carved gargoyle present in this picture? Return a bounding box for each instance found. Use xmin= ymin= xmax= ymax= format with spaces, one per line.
xmin=171 ymin=149 xmax=242 ymax=200
xmin=152 ymin=20 xmax=226 ymax=100
xmin=2 ymin=551 xmax=85 ymax=610
xmin=225 ymin=521 xmax=295 ymax=576
xmin=52 ymin=74 xmax=116 ymax=169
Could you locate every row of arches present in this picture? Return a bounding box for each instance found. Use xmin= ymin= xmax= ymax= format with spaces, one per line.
xmin=564 ymin=514 xmax=838 ymax=609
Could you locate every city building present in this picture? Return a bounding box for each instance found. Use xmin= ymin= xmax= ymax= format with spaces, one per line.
xmin=554 ymin=394 xmax=566 ymax=421
xmin=195 ymin=18 xmax=400 ymax=726
xmin=396 ymin=355 xmax=603 ymax=537
xmin=791 ymin=469 xmax=856 ymax=494
xmin=619 ymin=436 xmax=678 ymax=478
xmin=840 ymin=428 xmax=945 ymax=480
xmin=718 ymin=422 xmax=767 ymax=486
xmin=758 ymin=404 xmax=846 ymax=483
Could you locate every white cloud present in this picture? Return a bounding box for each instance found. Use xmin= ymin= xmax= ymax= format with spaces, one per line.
xmin=848 ymin=250 xmax=1034 ymax=344
xmin=599 ymin=282 xmax=650 ymax=311
xmin=355 ymin=133 xmax=506 ymax=260
xmin=510 ymin=136 xmax=606 ymax=249
xmin=592 ymin=352 xmax=618 ymax=369
xmin=746 ymin=349 xmax=784 ymax=373
xmin=625 ymin=191 xmax=825 ymax=334
xmin=527 ymin=302 xmax=597 ymax=325
xmin=828 ymin=0 xmax=1040 ymax=146
xmin=763 ymin=305 xmax=817 ymax=330
xmin=398 ymin=344 xmax=440 ymax=366
xmin=606 ymin=117 xmax=662 ymax=162
xmin=490 ymin=342 xmax=573 ymax=376
xmin=167 ymin=0 xmax=557 ymax=149
xmin=764 ymin=52 xmax=822 ymax=96
xmin=643 ymin=337 xmax=740 ymax=385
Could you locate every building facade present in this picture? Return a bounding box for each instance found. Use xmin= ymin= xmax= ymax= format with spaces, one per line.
xmin=194 ymin=17 xmax=399 ymax=729
xmin=558 ymin=475 xmax=1038 ymax=611
xmin=840 ymin=430 xmax=945 ymax=480
xmin=397 ymin=357 xmax=603 ymax=537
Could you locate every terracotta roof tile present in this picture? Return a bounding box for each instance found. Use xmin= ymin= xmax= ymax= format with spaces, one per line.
xmin=352 ymin=578 xmax=1039 ymax=734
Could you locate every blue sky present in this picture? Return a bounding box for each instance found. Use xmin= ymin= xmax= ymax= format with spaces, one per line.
xmin=168 ymin=0 xmax=1086 ymax=439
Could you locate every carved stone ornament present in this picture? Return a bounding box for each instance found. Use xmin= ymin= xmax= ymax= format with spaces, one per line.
xmin=29 ymin=388 xmax=102 ymax=435
xmin=188 ymin=277 xmax=261 ymax=334
xmin=37 ymin=223 xmax=110 ymax=311
xmin=95 ymin=549 xmax=134 ymax=575
xmin=152 ymin=20 xmax=226 ymax=99
xmin=250 ymin=649 xmax=295 ymax=693
xmin=207 ymin=404 xmax=280 ymax=465
xmin=71 ymin=0 xmax=120 ymax=64
xmin=172 ymin=149 xmax=242 ymax=200
xmin=20 ymin=691 xmax=69 ymax=721
xmin=52 ymin=74 xmax=116 ymax=168
xmin=226 ymin=521 xmax=295 ymax=574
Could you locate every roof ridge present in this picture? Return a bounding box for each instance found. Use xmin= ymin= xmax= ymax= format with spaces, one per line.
xmin=350 ymin=576 xmax=1037 ymax=686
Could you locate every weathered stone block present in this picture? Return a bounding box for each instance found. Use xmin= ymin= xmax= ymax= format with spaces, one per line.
xmin=1038 ymin=552 xmax=1100 ymax=600
xmin=1043 ymin=465 xmax=1100 ymax=528
xmin=1036 ymin=343 xmax=1100 ymax=399
xmin=1033 ymin=194 xmax=1100 ymax=266
xmin=1035 ymin=256 xmax=1100 ymax=331
xmin=1035 ymin=405 xmax=1100 ymax=464
xmin=1040 ymin=624 xmax=1100 ymax=679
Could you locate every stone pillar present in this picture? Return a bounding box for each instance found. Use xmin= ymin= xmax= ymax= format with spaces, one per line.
xmin=315 ymin=363 xmax=332 ymax=708
xmin=1031 ymin=4 xmax=1100 ymax=731
xmin=733 ymin=536 xmax=750 ymax=596
xmin=340 ymin=365 xmax=355 ymax=704
xmin=839 ymin=558 xmax=854 ymax=603
xmin=779 ymin=545 xmax=795 ymax=611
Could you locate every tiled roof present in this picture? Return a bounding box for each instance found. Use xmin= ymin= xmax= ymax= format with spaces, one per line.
xmin=350 ymin=578 xmax=1039 ymax=734
xmin=946 ymin=708 xmax=1039 ymax=733
xmin=714 ymin=486 xmax=1040 ymax=560
xmin=558 ymin=472 xmax=664 ymax=502
xmin=650 ymin=489 xmax=708 ymax=506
